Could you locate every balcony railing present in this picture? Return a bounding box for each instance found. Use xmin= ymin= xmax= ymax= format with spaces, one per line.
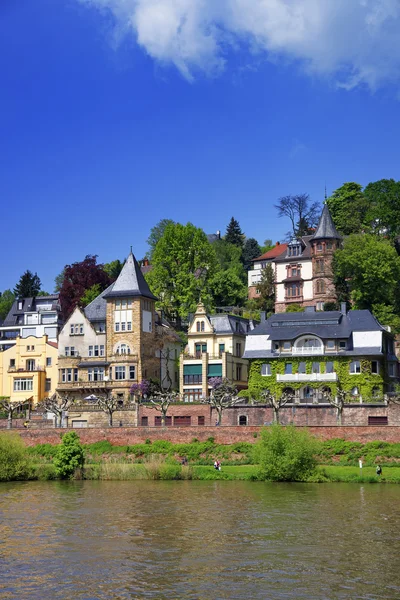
xmin=292 ymin=346 xmax=323 ymax=355
xmin=277 ymin=373 xmax=338 ymax=382
xmin=8 ymin=366 xmax=46 ymax=373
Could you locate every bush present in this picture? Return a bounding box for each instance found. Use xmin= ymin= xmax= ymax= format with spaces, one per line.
xmin=254 ymin=424 xmax=319 ymax=482
xmin=54 ymin=432 xmax=85 ymax=479
xmin=0 ymin=433 xmax=33 ymax=481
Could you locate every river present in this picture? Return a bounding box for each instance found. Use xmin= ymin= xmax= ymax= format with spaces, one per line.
xmin=0 ymin=481 xmax=399 ymax=599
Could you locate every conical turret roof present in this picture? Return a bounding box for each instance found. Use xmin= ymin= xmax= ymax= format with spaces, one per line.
xmin=312 ymin=204 xmax=341 ymax=241
xmin=103 ymin=251 xmax=157 ymax=300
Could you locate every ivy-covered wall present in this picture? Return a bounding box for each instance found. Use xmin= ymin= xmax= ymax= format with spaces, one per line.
xmin=248 ymin=356 xmax=387 ymax=402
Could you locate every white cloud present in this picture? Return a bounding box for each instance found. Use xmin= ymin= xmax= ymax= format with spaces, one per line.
xmin=79 ymin=0 xmax=400 ymax=89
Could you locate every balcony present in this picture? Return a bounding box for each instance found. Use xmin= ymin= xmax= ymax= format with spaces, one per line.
xmin=8 ymin=366 xmax=45 ymax=373
xmin=292 ymin=346 xmax=324 ymax=356
xmin=277 ymin=373 xmax=338 ymax=382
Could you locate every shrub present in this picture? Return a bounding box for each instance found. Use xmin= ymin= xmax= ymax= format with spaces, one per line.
xmin=254 ymin=424 xmax=319 ymax=482
xmin=0 ymin=433 xmax=33 ymax=481
xmin=54 ymin=432 xmax=85 ymax=479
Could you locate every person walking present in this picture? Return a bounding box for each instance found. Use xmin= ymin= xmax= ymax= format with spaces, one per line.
xmin=376 ymin=465 xmax=382 ymax=476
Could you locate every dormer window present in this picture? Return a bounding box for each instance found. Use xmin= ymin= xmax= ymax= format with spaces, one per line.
xmin=18 ymin=301 xmax=23 ymax=310
xmin=196 ymin=321 xmax=205 ymax=332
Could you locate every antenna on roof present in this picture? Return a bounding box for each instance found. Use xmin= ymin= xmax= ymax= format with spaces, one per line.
xmin=324 ymin=183 xmax=327 ymax=203
xmin=130 ymin=245 xmax=133 ymax=254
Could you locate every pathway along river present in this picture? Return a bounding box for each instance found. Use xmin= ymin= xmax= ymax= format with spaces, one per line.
xmin=1 ymin=481 xmax=400 ymax=599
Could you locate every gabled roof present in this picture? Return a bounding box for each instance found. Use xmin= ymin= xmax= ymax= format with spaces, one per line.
xmin=84 ymin=284 xmax=113 ymax=322
xmin=102 ymin=251 xmax=157 ymax=301
xmin=253 ymin=243 xmax=288 ymax=262
xmin=311 ymin=204 xmax=341 ymax=241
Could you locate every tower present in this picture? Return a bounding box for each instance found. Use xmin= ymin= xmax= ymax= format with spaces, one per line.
xmin=310 ymin=203 xmax=341 ymax=310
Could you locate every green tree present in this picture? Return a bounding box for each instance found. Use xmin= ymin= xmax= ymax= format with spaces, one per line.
xmin=275 ymin=193 xmax=320 ymax=238
xmin=0 ymin=433 xmax=33 ymax=482
xmin=201 ymin=377 xmax=242 ymax=425
xmin=285 ymin=304 xmax=304 ymax=313
xmin=225 ymin=217 xmax=245 ymax=247
xmin=80 ymin=283 xmax=103 ymax=307
xmin=103 ymin=259 xmax=124 ymax=281
xmin=260 ymin=239 xmax=274 ymax=254
xmin=326 ymin=182 xmax=368 ymax=235
xmin=54 ymin=268 xmax=65 ymax=293
xmin=256 ymin=263 xmax=275 ymax=313
xmin=146 ymin=222 xmax=218 ymax=328
xmin=146 ymin=218 xmax=176 ymax=259
xmin=213 ymin=239 xmax=246 ymax=281
xmin=53 ymin=431 xmax=85 ymax=479
xmin=254 ymin=424 xmax=319 ymax=481
xmin=0 ymin=290 xmax=15 ymax=320
xmin=372 ymin=304 xmax=400 ymax=334
xmin=333 ymin=234 xmax=400 ymax=310
xmin=14 ymin=270 xmax=41 ymax=298
xmin=364 ymin=178 xmax=400 ymax=240
xmin=242 ymin=238 xmax=261 ymax=271
xmin=209 ymin=269 xmax=247 ymax=308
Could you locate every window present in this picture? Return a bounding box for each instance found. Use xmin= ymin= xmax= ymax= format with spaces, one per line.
xmin=70 ymin=323 xmax=84 ymax=335
xmin=127 ymin=322 xmax=132 ymax=331
xmin=88 ymin=367 xmax=104 ymax=382
xmin=316 ymin=302 xmax=324 ymax=312
xmin=273 ymin=342 xmax=280 ymax=351
xmin=316 ymin=280 xmax=325 ymax=294
xmin=236 ymin=343 xmax=242 ymax=357
xmin=13 ymin=378 xmax=33 ymax=391
xmin=283 ymin=341 xmax=291 ymax=351
xmin=351 ymin=386 xmax=359 ymax=396
xmin=46 ymin=357 xmax=52 ymax=367
xmin=368 ymin=416 xmax=388 ymax=425
xmin=115 ymin=323 xmax=120 ymax=332
xmin=388 ymin=363 xmax=396 ymax=377
xmin=261 ymin=363 xmax=271 ymax=376
xmin=173 ymin=416 xmax=191 ymax=426
xmin=115 ymin=366 xmax=126 ymax=380
xmin=326 ymin=361 xmax=334 ymax=373
xmin=339 ymin=341 xmax=346 ymax=349
xmin=196 ymin=321 xmax=205 ymax=332
xmin=312 ymin=362 xmax=320 ymax=374
xmin=26 ymin=345 xmax=35 ymax=351
xmin=70 ymin=324 xmax=74 ymax=335
xmin=326 ymin=340 xmax=335 ymax=350
xmin=26 ymin=360 xmax=35 ymax=371
xmin=326 ymin=241 xmax=333 ymax=250
xmin=129 ymin=366 xmax=136 ymax=380
xmin=286 ymin=282 xmax=302 ymax=298
xmin=183 ymin=374 xmax=202 ymax=384
xmin=141 ymin=416 xmax=148 ymax=426
xmin=61 ymin=368 xmax=78 ymax=382
xmin=239 ymin=415 xmax=248 ymax=426
xmin=285 ymin=363 xmax=292 ymax=375
xmin=121 ymin=322 xmax=126 ymax=331
xmin=303 ymin=386 xmax=313 ymax=399
xmin=9 ymin=359 xmax=15 ymax=368
xmin=371 ymin=361 xmax=379 ymax=374
xmin=18 ymin=301 xmax=23 ymax=310
xmin=116 ymin=344 xmax=130 ymax=355
xmin=219 ymin=344 xmax=225 ymax=355
xmin=315 ymin=259 xmax=325 ymax=273
xmin=198 ymin=416 xmax=205 ymax=425
xmin=195 ymin=343 xmax=207 ymax=358
xmin=236 ymin=365 xmax=242 ymax=381
xmin=64 ymin=347 xmax=76 ymax=357
xmin=115 ymin=300 xmax=121 ymax=309
xmin=372 ymin=386 xmax=381 ymax=398
xmin=183 ymin=388 xmax=202 ymax=402
xmin=316 ymin=243 xmax=323 ymax=252
xmin=89 ymin=345 xmax=105 ymax=357
xmin=350 ymin=361 xmax=361 ymax=374
xmin=45 ymin=378 xmax=51 ymax=392
xmin=298 ymin=362 xmax=306 ymax=374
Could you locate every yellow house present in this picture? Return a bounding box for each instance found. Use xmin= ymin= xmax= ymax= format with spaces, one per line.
xmin=0 ymin=335 xmax=58 ymax=406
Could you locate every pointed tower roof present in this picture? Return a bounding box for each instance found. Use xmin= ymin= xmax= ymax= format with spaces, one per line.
xmin=311 ymin=203 xmax=341 ymax=241
xmin=103 ymin=251 xmax=157 ymax=300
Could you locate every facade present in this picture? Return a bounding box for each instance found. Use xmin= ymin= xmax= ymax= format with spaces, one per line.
xmin=0 ymin=335 xmax=58 ymax=406
xmin=247 ymin=204 xmax=341 ymax=313
xmin=0 ymin=294 xmax=62 ymax=352
xmin=180 ymin=302 xmax=254 ymax=401
xmin=243 ymin=305 xmax=399 ymax=403
xmin=56 ymin=251 xmax=162 ymax=402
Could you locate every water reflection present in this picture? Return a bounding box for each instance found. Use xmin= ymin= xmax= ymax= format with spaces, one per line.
xmin=0 ymin=481 xmax=399 ymax=599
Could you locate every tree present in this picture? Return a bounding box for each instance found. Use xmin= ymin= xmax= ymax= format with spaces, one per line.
xmin=0 ymin=290 xmax=15 ymax=320
xmin=333 ymin=234 xmax=400 ymax=310
xmin=326 ymin=182 xmax=369 ymax=235
xmin=53 ymin=432 xmax=85 ymax=479
xmin=323 ymin=387 xmax=348 ymax=425
xmin=146 ymin=222 xmax=218 ymax=328
xmin=0 ymin=433 xmax=33 ymax=482
xmin=364 ymin=178 xmax=400 ymax=240
xmin=275 ymin=194 xmax=320 ymax=238
xmin=242 ymin=238 xmax=261 ymax=271
xmin=146 ymin=218 xmax=176 ymax=259
xmin=37 ymin=394 xmax=75 ymax=428
xmin=256 ymin=263 xmax=275 ymax=313
xmin=225 ymin=217 xmax=245 ymax=247
xmin=285 ymin=304 xmax=304 ymax=313
xmin=201 ymin=377 xmax=242 ymax=425
xmin=54 ymin=268 xmax=65 ymax=293
xmin=80 ymin=283 xmax=103 ymax=307
xmin=0 ymin=397 xmax=27 ymax=429
xmin=130 ymin=379 xmax=152 ymax=401
xmin=209 ymin=269 xmax=247 ymax=308
xmin=14 ymin=270 xmax=41 ymax=299
xmin=260 ymin=389 xmax=295 ymax=424
xmin=94 ymin=391 xmax=126 ymax=427
xmin=260 ymin=239 xmax=274 ymax=254
xmin=254 ymin=424 xmax=318 ymax=482
xmin=103 ymin=259 xmax=124 ymax=281
xmin=372 ymin=304 xmax=400 ymax=334
xmin=145 ymin=390 xmax=179 ymax=427
xmin=59 ymin=255 xmax=111 ymax=319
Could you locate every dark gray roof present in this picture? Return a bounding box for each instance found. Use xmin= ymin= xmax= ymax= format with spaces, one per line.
xmin=84 ymin=284 xmax=113 ymax=322
xmin=275 ymin=235 xmax=313 ymax=262
xmin=77 ymin=361 xmax=110 ymax=367
xmin=103 ymin=252 xmax=157 ymax=301
xmin=3 ymin=295 xmax=61 ymax=326
xmin=311 ymin=204 xmax=341 ymax=241
xmin=209 ymin=314 xmax=253 ymax=335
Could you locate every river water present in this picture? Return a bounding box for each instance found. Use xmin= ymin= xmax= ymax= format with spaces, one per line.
xmin=0 ymin=481 xmax=399 ymax=599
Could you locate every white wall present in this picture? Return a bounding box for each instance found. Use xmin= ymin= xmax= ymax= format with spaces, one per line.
xmin=353 ymin=331 xmax=382 ymax=349
xmin=244 ymin=334 xmax=271 ymax=353
xmin=58 ymin=308 xmax=105 ymax=357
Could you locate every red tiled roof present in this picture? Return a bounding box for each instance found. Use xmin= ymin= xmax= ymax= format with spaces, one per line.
xmin=47 ymin=341 xmax=58 ymax=349
xmin=252 ymin=243 xmax=288 ymax=261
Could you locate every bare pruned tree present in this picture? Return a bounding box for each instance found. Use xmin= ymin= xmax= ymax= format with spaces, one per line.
xmin=322 ymin=387 xmax=348 ymax=425
xmin=261 ymin=389 xmax=295 ymax=424
xmin=94 ymin=391 xmax=128 ymax=427
xmin=0 ymin=397 xmax=28 ymax=429
xmin=146 ymin=390 xmax=179 ymax=426
xmin=201 ymin=377 xmax=243 ymax=425
xmin=37 ymin=393 xmax=75 ymax=428
xmin=274 ymin=193 xmax=320 ymax=238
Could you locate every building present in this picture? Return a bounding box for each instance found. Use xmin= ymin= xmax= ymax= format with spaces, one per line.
xmin=56 ymin=250 xmax=180 ymax=402
xmin=247 ymin=204 xmax=341 ymax=313
xmin=0 ymin=294 xmax=62 ymax=352
xmin=243 ymin=305 xmax=399 ymax=403
xmin=180 ymin=302 xmax=255 ymax=401
xmin=0 ymin=335 xmax=58 ymax=406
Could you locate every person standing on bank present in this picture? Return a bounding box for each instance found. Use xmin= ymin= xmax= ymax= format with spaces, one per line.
xmin=376 ymin=465 xmax=382 ymax=476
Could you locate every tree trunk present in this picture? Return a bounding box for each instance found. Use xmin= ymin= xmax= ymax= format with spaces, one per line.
xmin=337 ymin=407 xmax=342 ymax=426
xmin=161 ymin=410 xmax=167 ymax=427
xmin=217 ymin=407 xmax=223 ymax=425
xmin=109 ymin=412 xmax=113 ymax=427
xmin=273 ymin=406 xmax=279 ymax=424
xmin=7 ymin=412 xmax=12 ymax=429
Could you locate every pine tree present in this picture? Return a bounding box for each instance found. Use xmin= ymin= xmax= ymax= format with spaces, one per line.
xmin=14 ymin=270 xmax=41 ymax=299
xmin=242 ymin=238 xmax=261 ymax=271
xmin=225 ymin=217 xmax=245 ymax=247
xmin=256 ymin=263 xmax=275 ymax=314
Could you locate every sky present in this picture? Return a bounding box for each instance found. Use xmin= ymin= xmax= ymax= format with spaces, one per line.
xmin=1 ymin=0 xmax=400 ymax=294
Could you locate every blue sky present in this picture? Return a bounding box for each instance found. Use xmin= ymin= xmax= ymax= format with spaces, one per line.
xmin=1 ymin=0 xmax=400 ymax=293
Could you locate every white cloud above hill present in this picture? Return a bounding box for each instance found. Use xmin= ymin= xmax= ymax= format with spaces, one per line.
xmin=79 ymin=0 xmax=400 ymax=89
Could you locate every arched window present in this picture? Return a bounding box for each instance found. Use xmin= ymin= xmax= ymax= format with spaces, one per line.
xmin=201 ymin=321 xmax=205 ymax=332
xmin=116 ymin=344 xmax=130 ymax=355
xmin=239 ymin=415 xmax=248 ymax=426
xmin=303 ymin=386 xmax=314 ymax=399
xmin=316 ymin=280 xmax=325 ymax=294
xmin=196 ymin=321 xmax=200 ymax=332
xmin=351 ymin=386 xmax=359 ymax=396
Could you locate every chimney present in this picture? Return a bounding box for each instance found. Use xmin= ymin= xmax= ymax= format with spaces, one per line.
xmin=276 ymin=241 xmax=280 ymax=245
xmin=341 ymin=302 xmax=347 ymax=315
xmin=216 ymin=230 xmax=221 ymax=238
xmin=143 ymin=258 xmax=149 ymax=267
